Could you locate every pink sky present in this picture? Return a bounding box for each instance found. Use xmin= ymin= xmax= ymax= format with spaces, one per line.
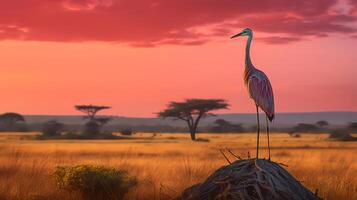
xmin=0 ymin=0 xmax=357 ymax=117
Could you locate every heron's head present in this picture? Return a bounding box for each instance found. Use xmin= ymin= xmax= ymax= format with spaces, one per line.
xmin=231 ymin=28 xmax=253 ymax=39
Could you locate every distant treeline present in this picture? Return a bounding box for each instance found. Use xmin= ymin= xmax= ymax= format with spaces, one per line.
xmin=1 ymin=118 xmax=357 ymax=134
xmin=0 ymin=108 xmax=357 ymax=143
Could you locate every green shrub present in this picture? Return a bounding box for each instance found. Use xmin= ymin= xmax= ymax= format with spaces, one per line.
xmin=53 ymin=165 xmax=137 ymax=200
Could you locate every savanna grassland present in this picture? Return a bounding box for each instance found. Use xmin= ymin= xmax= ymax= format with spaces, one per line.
xmin=0 ymin=132 xmax=356 ymax=200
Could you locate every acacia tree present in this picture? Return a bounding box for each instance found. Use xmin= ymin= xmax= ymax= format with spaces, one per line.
xmin=158 ymin=99 xmax=229 ymax=140
xmin=75 ymin=105 xmax=111 ymax=135
xmin=0 ymin=112 xmax=25 ymax=131
xmin=75 ymin=105 xmax=111 ymax=121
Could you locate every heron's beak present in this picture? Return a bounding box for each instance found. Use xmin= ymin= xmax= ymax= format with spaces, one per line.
xmin=231 ymin=32 xmax=244 ymax=39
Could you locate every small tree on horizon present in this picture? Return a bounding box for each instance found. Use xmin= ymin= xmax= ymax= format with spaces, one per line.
xmin=316 ymin=120 xmax=329 ymax=128
xmin=75 ymin=105 xmax=111 ymax=135
xmin=290 ymin=123 xmax=319 ymax=133
xmin=0 ymin=112 xmax=25 ymax=131
xmin=211 ymin=119 xmax=245 ymax=133
xmin=75 ymin=105 xmax=111 ymax=121
xmin=214 ymin=119 xmax=232 ymax=127
xmin=158 ymin=99 xmax=229 ymax=140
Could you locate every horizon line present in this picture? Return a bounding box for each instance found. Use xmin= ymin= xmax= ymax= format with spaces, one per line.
xmin=19 ymin=111 xmax=357 ymax=118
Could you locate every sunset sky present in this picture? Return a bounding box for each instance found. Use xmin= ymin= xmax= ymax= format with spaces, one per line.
xmin=1 ymin=0 xmax=357 ymax=117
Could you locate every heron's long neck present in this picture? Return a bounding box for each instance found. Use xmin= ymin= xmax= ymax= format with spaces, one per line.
xmin=243 ymin=34 xmax=255 ymax=84
xmin=245 ymin=34 xmax=253 ymax=70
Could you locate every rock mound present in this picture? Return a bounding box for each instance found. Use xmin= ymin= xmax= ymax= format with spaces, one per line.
xmin=179 ymin=159 xmax=320 ymax=200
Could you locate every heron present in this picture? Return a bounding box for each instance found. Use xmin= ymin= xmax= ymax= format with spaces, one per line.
xmin=231 ymin=28 xmax=275 ymax=160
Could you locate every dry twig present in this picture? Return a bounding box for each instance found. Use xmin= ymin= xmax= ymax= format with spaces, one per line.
xmin=219 ymin=149 xmax=231 ymax=164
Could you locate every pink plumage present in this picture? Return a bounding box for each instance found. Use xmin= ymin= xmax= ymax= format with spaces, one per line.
xmin=248 ymin=70 xmax=275 ymax=121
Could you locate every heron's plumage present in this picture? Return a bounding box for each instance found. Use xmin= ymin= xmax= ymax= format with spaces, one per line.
xmin=231 ymin=28 xmax=275 ymax=159
xmin=240 ymin=29 xmax=275 ymax=121
xmin=247 ymin=70 xmax=275 ymax=121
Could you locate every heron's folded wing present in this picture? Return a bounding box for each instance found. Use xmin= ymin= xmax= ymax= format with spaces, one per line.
xmin=248 ymin=75 xmax=274 ymax=119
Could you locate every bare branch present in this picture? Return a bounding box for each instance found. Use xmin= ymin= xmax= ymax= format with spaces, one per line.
xmin=219 ymin=149 xmax=232 ymax=164
xmin=226 ymin=148 xmax=242 ymax=160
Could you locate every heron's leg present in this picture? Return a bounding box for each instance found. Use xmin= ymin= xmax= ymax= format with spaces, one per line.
xmin=266 ymin=116 xmax=271 ymax=161
xmin=256 ymin=105 xmax=260 ymax=159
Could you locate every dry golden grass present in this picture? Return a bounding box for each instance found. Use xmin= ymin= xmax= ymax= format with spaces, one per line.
xmin=0 ymin=132 xmax=356 ymax=200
